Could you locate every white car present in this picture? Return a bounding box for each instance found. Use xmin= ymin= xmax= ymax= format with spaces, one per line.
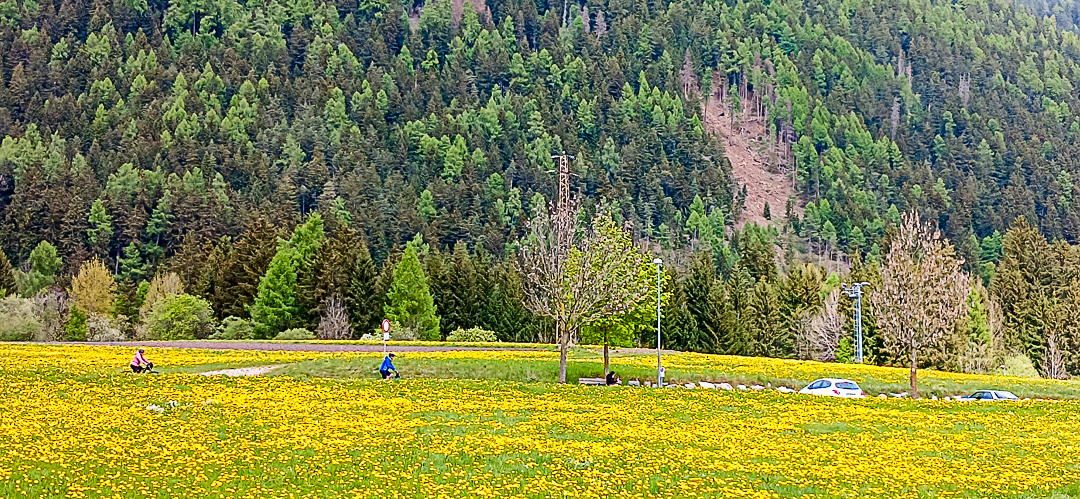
xmin=958 ymin=390 xmax=1019 ymax=401
xmin=799 ymin=378 xmax=867 ymax=398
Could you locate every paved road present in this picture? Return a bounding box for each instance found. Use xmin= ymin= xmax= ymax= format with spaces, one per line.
xmin=60 ymin=341 xmax=546 ymax=352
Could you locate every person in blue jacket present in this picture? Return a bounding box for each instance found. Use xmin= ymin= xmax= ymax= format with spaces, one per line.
xmin=379 ymin=353 xmax=399 ymax=379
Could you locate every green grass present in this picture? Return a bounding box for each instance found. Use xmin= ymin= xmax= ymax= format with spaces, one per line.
xmin=127 ymin=339 xmax=557 ymax=349
xmin=273 ymin=355 xmax=651 ymax=383
xmin=271 ymin=351 xmax=1080 ymax=400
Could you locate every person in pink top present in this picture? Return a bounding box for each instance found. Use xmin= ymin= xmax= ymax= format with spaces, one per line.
xmin=131 ymin=349 xmax=153 ymax=373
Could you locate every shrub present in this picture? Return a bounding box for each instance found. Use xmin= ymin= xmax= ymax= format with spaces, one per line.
xmin=146 ymin=294 xmax=216 ymax=340
xmin=446 ymin=327 xmax=499 ymax=343
xmin=1002 ymin=353 xmax=1039 ymax=378
xmin=139 ymin=272 xmax=184 ymax=321
xmin=30 ymin=289 xmax=72 ymax=342
xmin=213 ymin=317 xmax=256 ymax=340
xmin=63 ymin=308 xmax=88 ymax=341
xmin=835 ymin=337 xmax=854 ymax=364
xmin=374 ymin=321 xmax=417 ymax=341
xmin=275 ymin=328 xmax=315 ymax=340
xmin=86 ymin=313 xmax=126 ymax=342
xmin=316 ymin=294 xmax=351 ymax=340
xmin=0 ymin=296 xmax=42 ymax=341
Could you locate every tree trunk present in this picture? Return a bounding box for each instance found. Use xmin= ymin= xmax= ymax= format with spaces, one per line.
xmin=603 ymin=329 xmax=610 ymax=376
xmin=909 ymin=347 xmax=918 ymax=399
xmin=558 ymin=321 xmax=568 ymax=383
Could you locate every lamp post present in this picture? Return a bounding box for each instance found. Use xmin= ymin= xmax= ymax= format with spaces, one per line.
xmin=840 ymin=282 xmax=870 ymax=363
xmin=654 ymin=258 xmax=663 ymax=387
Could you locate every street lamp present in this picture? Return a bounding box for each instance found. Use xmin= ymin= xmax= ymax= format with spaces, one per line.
xmin=654 ymin=258 xmax=663 ymax=387
xmin=840 ymin=282 xmax=870 ymax=363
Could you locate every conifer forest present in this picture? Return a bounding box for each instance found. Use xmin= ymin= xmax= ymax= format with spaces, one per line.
xmin=4 ymin=0 xmax=1080 ymax=378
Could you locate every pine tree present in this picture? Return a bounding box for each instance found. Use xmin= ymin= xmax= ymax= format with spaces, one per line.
xmin=384 ymin=237 xmax=440 ymax=340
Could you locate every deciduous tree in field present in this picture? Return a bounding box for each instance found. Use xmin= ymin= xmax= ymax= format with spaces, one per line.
xmin=873 ymin=211 xmax=970 ymax=398
xmin=521 ymin=204 xmax=653 ymax=383
xmin=70 ymin=259 xmax=117 ymax=316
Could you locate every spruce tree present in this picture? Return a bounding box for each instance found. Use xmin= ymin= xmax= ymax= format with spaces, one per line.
xmin=683 ymin=252 xmax=724 ymax=353
xmin=384 ymin=238 xmax=440 ymax=340
xmin=0 ymin=249 xmax=16 ymax=297
xmin=117 ymin=242 xmax=146 ymax=283
xmin=660 ymin=273 xmax=698 ymax=351
xmin=199 ymin=237 xmax=236 ymax=320
xmin=347 ymin=242 xmax=381 ymax=335
xmin=304 ymin=227 xmax=358 ymax=324
xmin=445 ymin=241 xmax=481 ymax=333
xmin=250 ymin=214 xmax=325 ymax=334
xmin=87 ymin=198 xmax=115 ymax=265
xmin=288 ymin=213 xmax=325 ymax=324
xmin=229 ymin=217 xmax=285 ymax=318
xmin=423 ymin=246 xmax=451 ymax=332
xmin=249 ymin=245 xmax=300 ymax=337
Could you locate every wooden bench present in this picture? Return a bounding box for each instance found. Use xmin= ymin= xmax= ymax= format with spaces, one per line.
xmin=578 ymin=377 xmax=607 ymax=385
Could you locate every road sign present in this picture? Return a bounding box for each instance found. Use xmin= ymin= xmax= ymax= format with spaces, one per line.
xmin=381 ymin=319 xmax=391 ymax=333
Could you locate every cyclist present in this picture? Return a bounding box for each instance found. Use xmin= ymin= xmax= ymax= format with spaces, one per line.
xmin=131 ymin=349 xmax=153 ymax=373
xmin=379 ymin=353 xmax=399 ymax=379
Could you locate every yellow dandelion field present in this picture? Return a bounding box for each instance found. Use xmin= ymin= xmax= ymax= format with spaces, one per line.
xmin=2 ymin=344 xmax=1079 ymax=498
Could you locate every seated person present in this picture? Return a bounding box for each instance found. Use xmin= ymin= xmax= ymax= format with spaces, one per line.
xmin=379 ymin=353 xmax=398 ymax=379
xmin=131 ymin=349 xmax=153 ymax=373
xmin=605 ymin=370 xmax=621 ymax=386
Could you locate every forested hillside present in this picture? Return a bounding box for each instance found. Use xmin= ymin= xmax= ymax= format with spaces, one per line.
xmin=3 ymin=0 xmax=1080 ymax=376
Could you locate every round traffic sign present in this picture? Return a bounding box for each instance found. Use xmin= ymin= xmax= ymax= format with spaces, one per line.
xmin=381 ymin=319 xmax=391 ymax=333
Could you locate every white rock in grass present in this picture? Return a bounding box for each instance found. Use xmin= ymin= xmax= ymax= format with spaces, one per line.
xmin=718 ymin=383 xmax=734 ymax=391
xmin=737 ymin=384 xmax=748 ymax=391
xmin=877 ymin=394 xmax=888 ymax=399
xmin=776 ymin=386 xmax=794 ymax=393
xmin=628 ymin=380 xmax=640 ymax=387
xmin=931 ymin=395 xmax=938 ymax=400
xmin=751 ymin=385 xmax=765 ymax=391
xmin=698 ymin=381 xmax=715 ymax=390
xmin=684 ymin=383 xmax=696 ymax=389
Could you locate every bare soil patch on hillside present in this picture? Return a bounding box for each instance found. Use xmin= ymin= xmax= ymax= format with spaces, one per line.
xmin=702 ymin=97 xmax=800 ymax=226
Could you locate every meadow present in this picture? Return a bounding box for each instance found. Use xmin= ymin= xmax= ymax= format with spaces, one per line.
xmin=2 ymin=344 xmax=1080 ymax=498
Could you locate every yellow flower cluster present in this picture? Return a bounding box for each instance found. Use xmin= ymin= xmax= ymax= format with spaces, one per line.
xmin=1 ymin=344 xmax=1078 ymax=498
xmin=608 ymin=351 xmax=1078 ymax=390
